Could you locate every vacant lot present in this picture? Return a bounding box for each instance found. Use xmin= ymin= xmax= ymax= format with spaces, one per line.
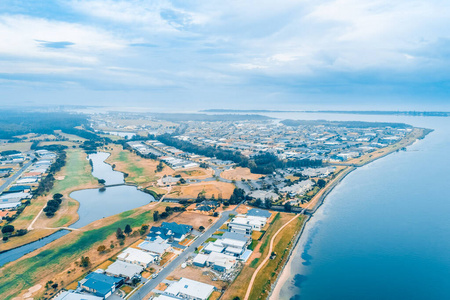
xmin=105 ymin=146 xmax=174 ymax=188
xmin=164 ymin=211 xmax=217 ymax=230
xmin=169 ymin=265 xmax=228 ymax=289
xmin=174 ymin=168 xmax=214 ymax=179
xmin=170 ymin=181 xmax=235 ymax=199
xmin=221 ymin=167 xmax=262 ymax=181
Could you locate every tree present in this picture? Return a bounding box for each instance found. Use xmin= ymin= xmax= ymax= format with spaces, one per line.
xmin=213 ymin=212 xmax=219 ymax=217
xmin=124 ymin=224 xmax=132 ymax=236
xmin=199 ymin=226 xmax=205 ymax=232
xmin=156 ymin=161 xmax=164 ymax=172
xmin=51 ymin=283 xmax=58 ymax=290
xmin=153 ymin=211 xmax=160 ymax=222
xmin=97 ymin=245 xmax=106 ymax=253
xmin=140 ymin=224 xmax=149 ymax=235
xmin=98 ymin=179 xmax=106 ymax=185
xmin=317 ymin=179 xmax=326 ymax=188
xmin=165 ymin=206 xmax=172 ymax=213
xmin=1 ymin=225 xmax=14 ymax=234
xmin=80 ymin=256 xmax=90 ymax=268
xmin=264 ymin=198 xmax=272 ymax=209
xmin=254 ymin=199 xmax=262 ymax=207
xmin=53 ymin=193 xmax=63 ymax=200
xmin=160 ymin=212 xmax=169 ymax=219
xmin=116 ymin=227 xmax=125 ymax=239
xmin=284 ymin=202 xmax=292 ymax=212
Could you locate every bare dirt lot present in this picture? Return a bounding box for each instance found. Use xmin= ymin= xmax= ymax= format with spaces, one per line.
xmin=169 ymin=181 xmax=235 ymax=199
xmin=221 ymin=167 xmax=262 ymax=181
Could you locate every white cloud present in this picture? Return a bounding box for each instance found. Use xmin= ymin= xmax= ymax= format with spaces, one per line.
xmin=0 ymin=14 xmax=126 ymax=64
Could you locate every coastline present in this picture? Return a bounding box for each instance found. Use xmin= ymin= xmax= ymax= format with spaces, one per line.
xmin=268 ymin=127 xmax=432 ymax=299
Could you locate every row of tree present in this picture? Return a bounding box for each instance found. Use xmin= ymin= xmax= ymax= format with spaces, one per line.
xmin=44 ymin=193 xmax=64 ymax=217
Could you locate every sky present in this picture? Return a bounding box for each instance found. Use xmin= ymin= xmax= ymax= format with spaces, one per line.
xmin=0 ymin=0 xmax=449 ymax=111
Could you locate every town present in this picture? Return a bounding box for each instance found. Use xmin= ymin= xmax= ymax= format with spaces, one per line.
xmin=0 ymin=111 xmax=428 ymax=300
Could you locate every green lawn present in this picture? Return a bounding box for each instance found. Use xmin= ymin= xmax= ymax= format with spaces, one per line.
xmin=51 ymin=149 xmax=97 ymax=194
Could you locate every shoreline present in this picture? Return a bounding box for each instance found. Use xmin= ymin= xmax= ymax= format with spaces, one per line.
xmin=268 ymin=127 xmax=432 ymax=299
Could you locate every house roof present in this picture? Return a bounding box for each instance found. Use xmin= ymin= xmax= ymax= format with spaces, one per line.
xmin=138 ymin=238 xmax=171 ymax=255
xmin=246 ymin=208 xmax=272 ymax=219
xmin=149 ymin=222 xmax=192 ymax=240
xmin=54 ymin=290 xmax=102 ymax=300
xmin=118 ymin=248 xmax=156 ymax=265
xmin=106 ymin=260 xmax=143 ymax=278
xmin=165 ymin=277 xmax=214 ymax=300
xmin=81 ymin=273 xmax=121 ymax=296
xmin=221 ymin=232 xmax=250 ymax=243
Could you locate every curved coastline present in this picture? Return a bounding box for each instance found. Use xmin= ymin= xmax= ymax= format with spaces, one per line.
xmin=269 ymin=128 xmax=431 ymax=299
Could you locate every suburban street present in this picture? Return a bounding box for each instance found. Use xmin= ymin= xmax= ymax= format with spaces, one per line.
xmin=0 ymin=159 xmax=33 ymax=194
xmin=130 ymin=207 xmax=238 ymax=300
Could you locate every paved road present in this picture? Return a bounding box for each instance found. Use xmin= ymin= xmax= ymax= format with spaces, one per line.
xmin=0 ymin=160 xmax=33 ymax=194
xmin=130 ymin=207 xmax=238 ymax=300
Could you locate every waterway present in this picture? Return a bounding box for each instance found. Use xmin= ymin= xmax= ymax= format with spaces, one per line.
xmin=0 ymin=152 xmax=154 ymax=266
xmin=268 ymin=113 xmax=450 ymax=300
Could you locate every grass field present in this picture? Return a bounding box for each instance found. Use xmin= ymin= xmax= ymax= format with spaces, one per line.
xmin=105 ymin=146 xmax=174 ymax=188
xmin=0 ymin=142 xmax=32 ymax=152
xmin=169 ymin=181 xmax=235 ymax=199
xmin=2 ymin=149 xmax=98 ymax=251
xmin=174 ymin=168 xmax=214 ymax=179
xmin=222 ymin=212 xmax=304 ymax=300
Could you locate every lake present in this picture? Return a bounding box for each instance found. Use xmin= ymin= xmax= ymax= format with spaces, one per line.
xmin=0 ymin=151 xmax=154 ymax=265
xmin=269 ymin=113 xmax=450 ymax=300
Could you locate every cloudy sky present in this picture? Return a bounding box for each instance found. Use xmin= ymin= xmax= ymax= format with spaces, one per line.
xmin=0 ymin=0 xmax=449 ymax=110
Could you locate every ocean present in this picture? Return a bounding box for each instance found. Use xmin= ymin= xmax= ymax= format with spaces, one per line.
xmin=267 ymin=113 xmax=450 ymax=300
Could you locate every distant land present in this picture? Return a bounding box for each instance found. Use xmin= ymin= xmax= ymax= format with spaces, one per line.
xmin=202 ymin=109 xmax=450 ymax=117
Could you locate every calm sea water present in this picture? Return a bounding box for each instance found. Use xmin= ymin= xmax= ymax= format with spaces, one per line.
xmin=269 ymin=113 xmax=450 ymax=300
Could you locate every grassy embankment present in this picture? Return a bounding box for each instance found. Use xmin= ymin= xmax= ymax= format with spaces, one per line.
xmin=1 ymin=149 xmax=98 ymax=252
xmin=104 ymin=145 xmax=174 ymax=189
xmin=222 ymin=212 xmax=305 ymax=300
xmin=0 ymin=202 xmax=171 ymax=300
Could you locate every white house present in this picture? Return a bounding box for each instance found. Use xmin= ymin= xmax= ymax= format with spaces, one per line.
xmin=117 ymin=248 xmax=157 ymax=267
xmin=164 ymin=278 xmax=215 ymax=300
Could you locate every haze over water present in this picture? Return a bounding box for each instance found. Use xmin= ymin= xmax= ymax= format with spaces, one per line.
xmin=268 ymin=113 xmax=450 ymax=300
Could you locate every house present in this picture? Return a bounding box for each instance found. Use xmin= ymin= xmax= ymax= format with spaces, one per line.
xmin=138 ymin=237 xmax=172 ymax=256
xmin=117 ymin=248 xmax=157 ymax=267
xmin=105 ymin=260 xmax=143 ymax=280
xmin=193 ymin=254 xmax=209 ymax=267
xmin=206 ymin=252 xmax=237 ymax=272
xmin=54 ymin=290 xmax=103 ymax=300
xmin=0 ymin=168 xmax=13 ymax=177
xmin=6 ymin=185 xmax=32 ymax=193
xmin=164 ymin=277 xmax=215 ymax=300
xmin=247 ymin=208 xmax=272 ymax=219
xmin=228 ymin=214 xmax=268 ymax=233
xmin=78 ymin=272 xmax=123 ymax=299
xmin=148 ymin=222 xmax=193 ymax=242
xmin=228 ymin=221 xmax=253 ymax=235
